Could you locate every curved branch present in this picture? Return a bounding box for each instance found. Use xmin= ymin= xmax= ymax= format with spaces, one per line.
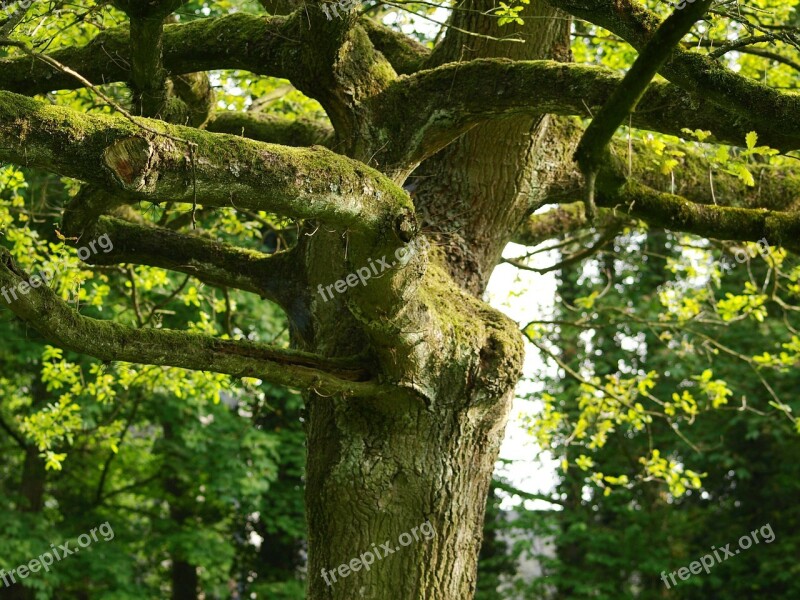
xmin=371 ymin=59 xmax=800 ymax=170
xmin=0 ymin=413 xmax=26 ymax=449
xmin=732 ymin=47 xmax=800 ymax=74
xmin=171 ymin=72 xmax=215 ymax=128
xmin=0 ymin=247 xmax=384 ymax=397
xmin=0 ymin=90 xmax=416 ymax=245
xmin=0 ymin=13 xmax=296 ymax=96
xmin=547 ymin=0 xmax=800 ymax=152
xmin=206 ymin=112 xmax=334 ymax=147
xmin=372 ymin=58 xmax=800 ymax=173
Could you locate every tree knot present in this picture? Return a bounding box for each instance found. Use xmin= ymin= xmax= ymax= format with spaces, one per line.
xmin=394 ymin=208 xmax=417 ymax=243
xmin=103 ymin=137 xmax=156 ymax=192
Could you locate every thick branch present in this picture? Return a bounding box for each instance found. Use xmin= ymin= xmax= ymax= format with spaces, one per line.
xmin=547 ymin=0 xmax=800 ymax=151
xmin=206 ymin=112 xmax=334 ymax=147
xmin=0 ymin=13 xmax=296 ymax=97
xmin=514 ymin=135 xmax=800 ymax=247
xmin=0 ymin=412 xmax=26 ymax=449
xmin=0 ymin=247 xmax=383 ymax=397
xmin=86 ymin=215 xmax=302 ymax=306
xmin=371 ymin=59 xmax=800 ymax=173
xmin=0 ymin=1 xmax=29 ymax=38
xmin=596 ymin=180 xmax=800 ymax=253
xmin=0 ymin=90 xmax=416 ymax=244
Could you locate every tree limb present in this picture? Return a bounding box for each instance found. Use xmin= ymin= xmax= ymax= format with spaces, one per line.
xmin=0 ymin=247 xmax=385 ymax=397
xmin=513 ymin=136 xmax=800 ymax=247
xmin=505 ymin=223 xmax=620 ymax=273
xmin=86 ymin=215 xmax=302 ymax=308
xmin=574 ymin=0 xmax=713 ymax=220
xmin=206 ymin=112 xmax=334 ymax=147
xmin=547 ymin=0 xmax=800 ymax=152
xmin=0 ymin=13 xmax=297 ymax=97
xmin=371 ymin=58 xmax=800 ymax=174
xmin=0 ymin=90 xmax=416 ymax=244
xmin=596 ymin=179 xmax=800 ymax=253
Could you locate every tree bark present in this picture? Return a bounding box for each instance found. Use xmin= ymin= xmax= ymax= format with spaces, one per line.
xmin=412 ymin=0 xmax=573 ymax=293
xmin=301 ymin=3 xmax=571 ymax=598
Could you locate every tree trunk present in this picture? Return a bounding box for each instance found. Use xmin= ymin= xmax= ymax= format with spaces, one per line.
xmin=305 ymin=365 xmax=521 ymax=598
xmin=302 ymin=4 xmax=575 ymax=598
xmin=163 ymin=422 xmax=199 ymax=600
xmin=0 ymin=383 xmax=47 ymax=600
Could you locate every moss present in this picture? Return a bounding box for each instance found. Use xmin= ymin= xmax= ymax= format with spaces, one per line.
xmin=1 ymin=88 xmax=414 ymax=246
xmin=595 ymin=179 xmax=800 ymax=254
xmin=0 ymin=13 xmax=294 ymax=97
xmin=206 ymin=113 xmax=334 ymax=147
xmin=413 ymin=258 xmax=524 ymax=402
xmin=359 ymin=19 xmax=429 ymax=75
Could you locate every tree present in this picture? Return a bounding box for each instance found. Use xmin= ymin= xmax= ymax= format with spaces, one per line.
xmin=504 ymin=224 xmax=800 ymax=598
xmin=2 ymin=0 xmax=800 ymax=597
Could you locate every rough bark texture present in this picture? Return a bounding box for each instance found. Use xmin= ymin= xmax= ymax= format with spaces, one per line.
xmin=412 ymin=0 xmax=573 ymax=293
xmin=301 ymin=2 xmax=566 ymax=598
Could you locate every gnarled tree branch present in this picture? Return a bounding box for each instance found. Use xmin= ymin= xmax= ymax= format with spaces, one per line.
xmin=0 ymin=90 xmax=416 ymax=245
xmin=0 ymin=247 xmax=384 ymax=397
xmin=371 ymin=58 xmax=800 ymax=175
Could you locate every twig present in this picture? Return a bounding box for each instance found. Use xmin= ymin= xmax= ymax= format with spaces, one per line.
xmin=142 ymin=274 xmax=191 ymax=327
xmin=126 ymin=266 xmax=145 ymax=327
